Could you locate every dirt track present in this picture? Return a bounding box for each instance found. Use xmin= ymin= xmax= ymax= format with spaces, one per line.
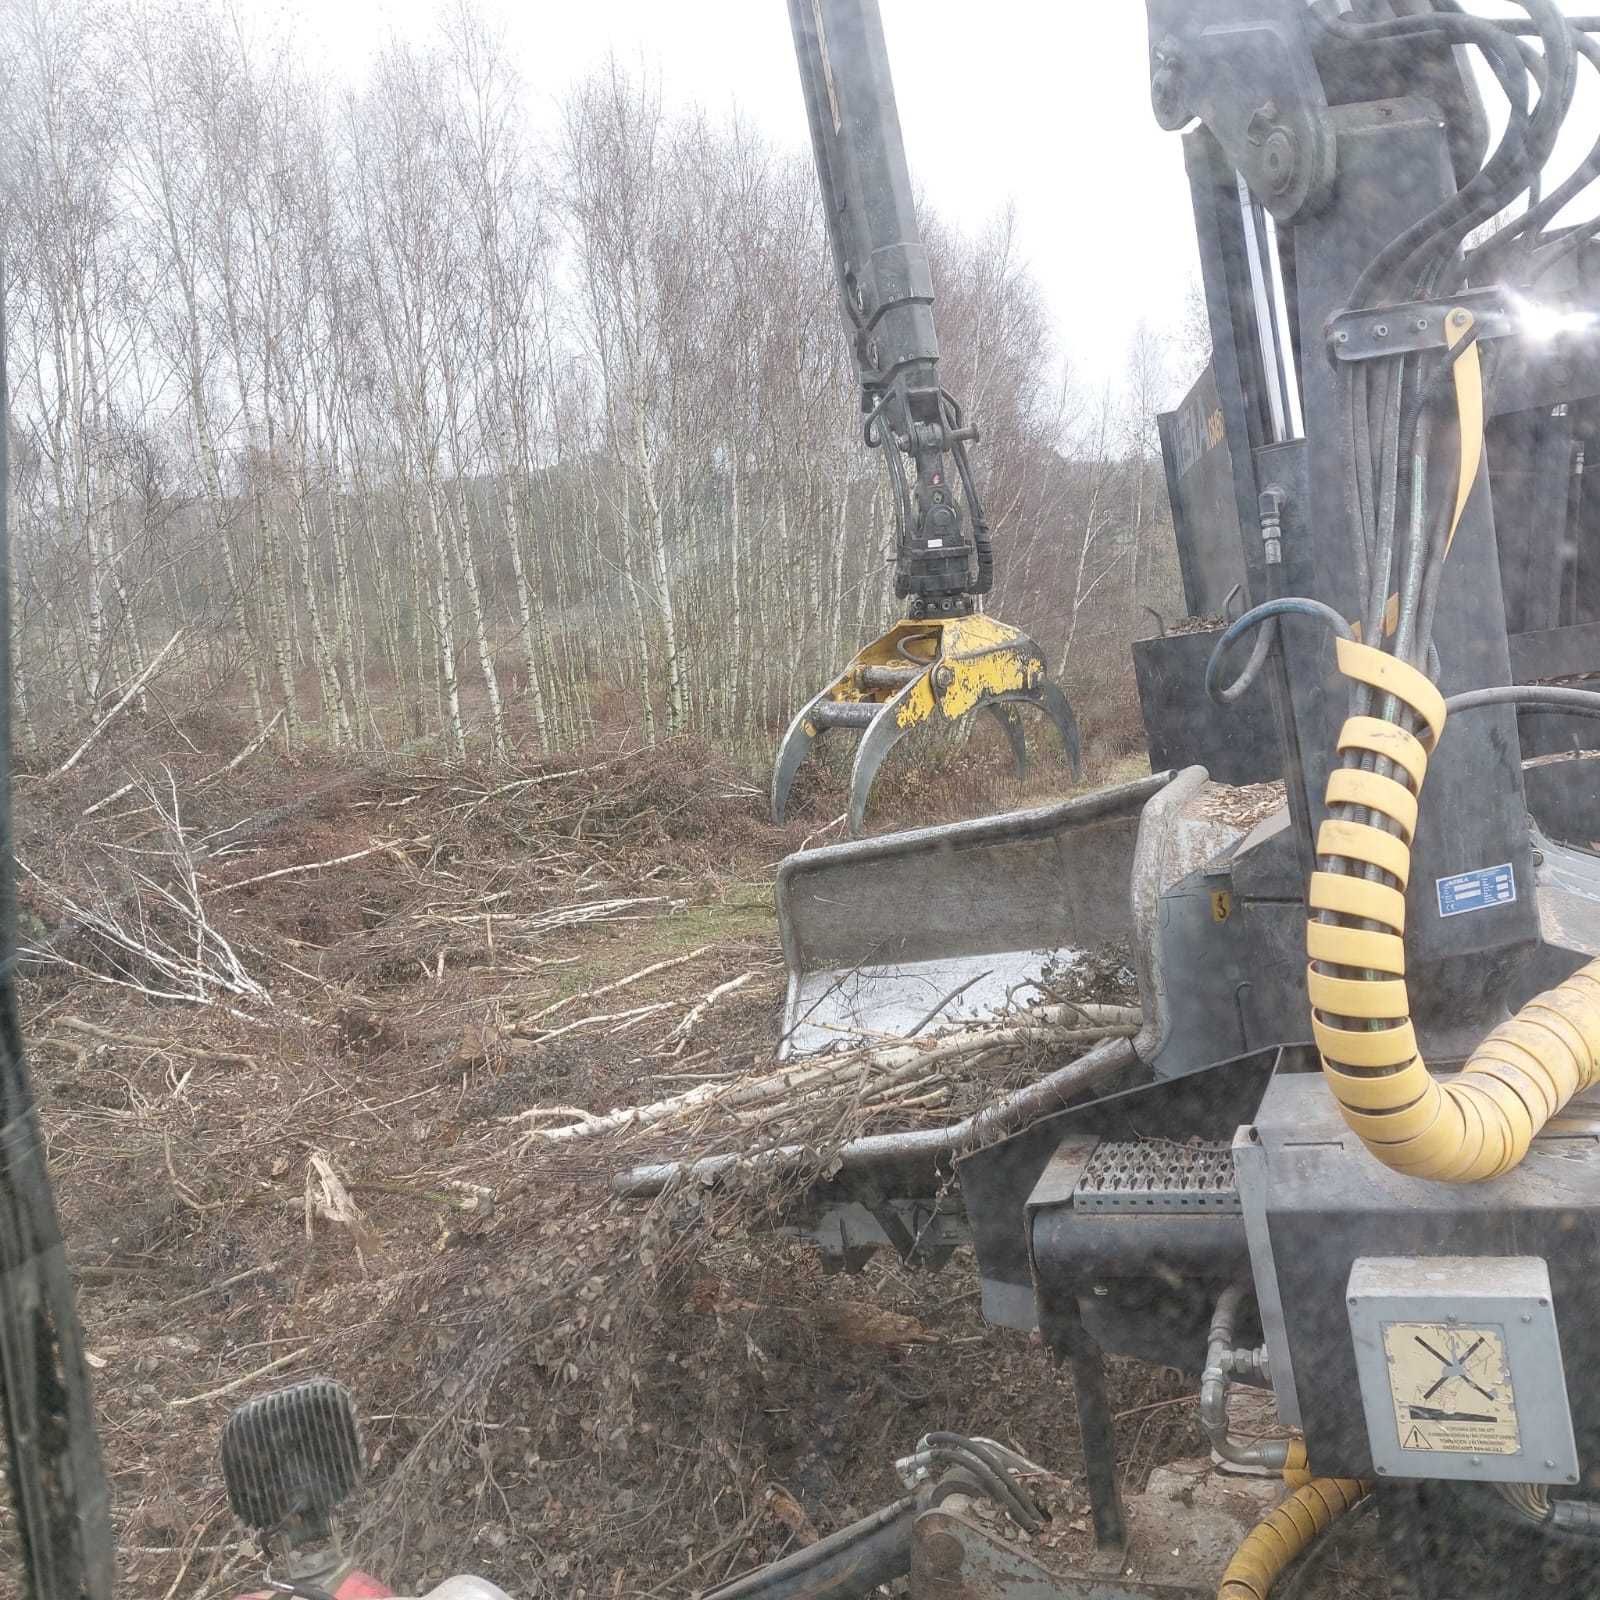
xmin=8 ymin=724 xmax=1384 ymax=1600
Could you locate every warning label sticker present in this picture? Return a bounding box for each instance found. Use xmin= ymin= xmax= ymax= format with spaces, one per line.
xmin=1436 ymin=863 xmax=1517 ymax=918
xmin=1383 ymin=1321 xmax=1519 ymax=1456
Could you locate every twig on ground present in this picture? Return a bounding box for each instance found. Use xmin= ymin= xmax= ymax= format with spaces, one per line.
xmin=83 ymin=780 xmax=137 ymax=818
xmin=197 ymin=708 xmax=286 ymax=788
xmin=169 ymin=1346 xmax=311 ymax=1410
xmin=23 ymin=772 xmax=271 ymax=1011
xmin=659 ymin=972 xmax=756 ymax=1057
xmin=208 ymin=837 xmax=431 ymax=897
xmin=47 ymin=1015 xmax=260 ymax=1068
xmin=164 ymin=1260 xmax=286 ymax=1311
xmin=511 ymin=946 xmax=718 ymax=1034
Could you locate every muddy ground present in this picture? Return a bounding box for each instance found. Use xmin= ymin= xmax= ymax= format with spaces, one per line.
xmin=0 ymin=718 xmax=1380 ymax=1599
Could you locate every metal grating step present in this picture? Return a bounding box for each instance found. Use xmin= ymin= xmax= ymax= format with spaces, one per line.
xmin=1072 ymin=1139 xmax=1240 ymax=1213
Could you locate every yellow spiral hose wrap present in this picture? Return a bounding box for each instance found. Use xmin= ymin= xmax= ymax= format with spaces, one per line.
xmin=1217 ymin=1478 xmax=1371 ymax=1600
xmin=1308 ymin=637 xmax=1600 ymax=1180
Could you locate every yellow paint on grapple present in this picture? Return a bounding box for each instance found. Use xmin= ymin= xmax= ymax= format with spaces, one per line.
xmin=812 ymin=616 xmax=1044 ymax=731
xmin=770 ymin=612 xmax=1079 ymax=833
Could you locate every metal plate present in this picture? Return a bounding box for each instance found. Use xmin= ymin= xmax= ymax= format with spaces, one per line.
xmin=1072 ymin=1140 xmax=1239 ymax=1214
xmin=1347 ymin=1256 xmax=1578 ymax=1486
xmin=774 ymin=779 xmax=1164 ymax=1057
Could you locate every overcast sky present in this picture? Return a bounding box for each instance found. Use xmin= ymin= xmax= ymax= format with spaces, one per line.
xmin=234 ymin=1 xmax=1597 ymax=401
xmin=232 ymin=0 xmax=1199 ymax=395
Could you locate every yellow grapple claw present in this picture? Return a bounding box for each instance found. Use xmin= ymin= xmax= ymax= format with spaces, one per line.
xmin=771 ymin=616 xmax=1081 ymax=835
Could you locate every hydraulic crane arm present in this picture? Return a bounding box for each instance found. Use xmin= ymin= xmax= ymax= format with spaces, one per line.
xmin=772 ymin=0 xmax=1080 ymax=834
xmin=787 ymin=0 xmax=987 ymax=613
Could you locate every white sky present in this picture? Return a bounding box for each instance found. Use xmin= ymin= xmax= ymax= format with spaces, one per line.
xmin=235 ymin=1 xmax=1598 ymax=400
xmin=233 ymin=0 xmax=1199 ymax=394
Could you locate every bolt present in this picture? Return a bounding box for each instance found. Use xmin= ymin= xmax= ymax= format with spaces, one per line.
xmin=1470 ymin=1456 xmax=1482 ymax=1467
xmin=1523 ymin=1313 xmax=1534 ymax=1324
xmin=1416 ymin=318 xmax=1430 ymax=331
xmin=1546 ymin=1459 xmax=1558 ymax=1470
xmin=1376 ymin=324 xmax=1390 ymax=338
xmin=919 ymin=1530 xmax=965 ymax=1577
xmin=1378 ymin=1465 xmax=1388 ymax=1474
xmin=1260 ymin=128 xmax=1297 ymax=196
xmin=1336 ymin=331 xmax=1350 ymax=344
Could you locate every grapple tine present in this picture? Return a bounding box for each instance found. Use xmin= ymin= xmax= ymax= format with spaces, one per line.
xmin=847 ymin=681 xmax=924 ymax=837
xmin=771 ymin=691 xmax=830 ymax=825
xmin=1029 ymin=679 xmax=1084 ymax=781
xmin=983 ymin=701 xmax=1029 ymax=782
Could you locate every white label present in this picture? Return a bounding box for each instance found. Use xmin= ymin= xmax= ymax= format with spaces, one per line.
xmin=1436 ymin=863 xmax=1516 ymax=918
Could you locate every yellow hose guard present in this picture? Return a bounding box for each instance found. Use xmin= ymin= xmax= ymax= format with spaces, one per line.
xmin=1309 ymin=639 xmax=1600 ymax=1181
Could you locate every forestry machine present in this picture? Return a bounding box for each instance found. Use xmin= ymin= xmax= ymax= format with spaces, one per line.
xmin=621 ymin=2 xmax=1600 ymax=1598
xmin=5 ymin=5 xmax=1600 ymax=1600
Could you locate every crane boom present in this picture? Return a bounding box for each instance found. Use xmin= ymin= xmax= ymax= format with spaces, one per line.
xmin=786 ymin=0 xmax=985 ymax=611
xmin=771 ymin=0 xmax=1080 ymax=834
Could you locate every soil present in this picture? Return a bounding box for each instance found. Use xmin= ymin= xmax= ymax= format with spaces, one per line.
xmin=0 ymin=716 xmax=1372 ymax=1599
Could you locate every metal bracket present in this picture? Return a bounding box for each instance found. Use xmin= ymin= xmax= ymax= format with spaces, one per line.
xmin=1327 ymin=288 xmax=1515 ymax=363
xmin=1147 ymin=1 xmax=1335 ymax=222
xmin=1025 ymin=1142 xmax=1127 ymax=1554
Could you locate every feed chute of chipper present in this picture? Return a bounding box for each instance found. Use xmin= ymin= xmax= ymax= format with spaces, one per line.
xmin=772 ymin=0 xmax=1080 ymax=834
xmin=773 ymin=772 xmax=1170 ymax=1056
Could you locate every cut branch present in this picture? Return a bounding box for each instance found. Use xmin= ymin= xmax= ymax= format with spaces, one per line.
xmin=50 ymin=632 xmax=183 ymax=779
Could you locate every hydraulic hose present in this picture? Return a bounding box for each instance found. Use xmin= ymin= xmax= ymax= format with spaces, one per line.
xmin=1309 ymin=636 xmax=1600 ymax=1179
xmin=1307 ymin=295 xmax=1600 ymax=1182
xmin=705 ymin=1496 xmax=919 ymax=1600
xmin=1218 ymin=1479 xmax=1372 ymax=1600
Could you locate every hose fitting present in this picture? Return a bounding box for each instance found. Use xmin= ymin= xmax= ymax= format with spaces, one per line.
xmin=1200 ymin=1287 xmax=1303 ymax=1481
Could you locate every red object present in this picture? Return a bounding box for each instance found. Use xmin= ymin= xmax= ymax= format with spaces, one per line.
xmin=337 ymin=1576 xmax=396 ymax=1599
xmin=239 ymin=1572 xmax=394 ymax=1600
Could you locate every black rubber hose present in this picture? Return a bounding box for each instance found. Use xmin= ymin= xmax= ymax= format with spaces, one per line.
xmin=1206 ymin=599 xmax=1356 ymax=706
xmin=1308 ymin=5 xmax=1540 ymax=304
xmin=705 ymin=1496 xmax=920 ymax=1600
xmin=1445 ymin=685 xmax=1600 ymax=720
xmin=921 ymin=1433 xmax=1046 ymax=1531
xmin=921 ymin=1449 xmax=1041 ymax=1531
xmin=1474 ymin=28 xmax=1600 ymax=271
xmin=1310 ymin=2 xmax=1585 ymax=302
xmin=1496 ymin=16 xmax=1600 ymax=37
